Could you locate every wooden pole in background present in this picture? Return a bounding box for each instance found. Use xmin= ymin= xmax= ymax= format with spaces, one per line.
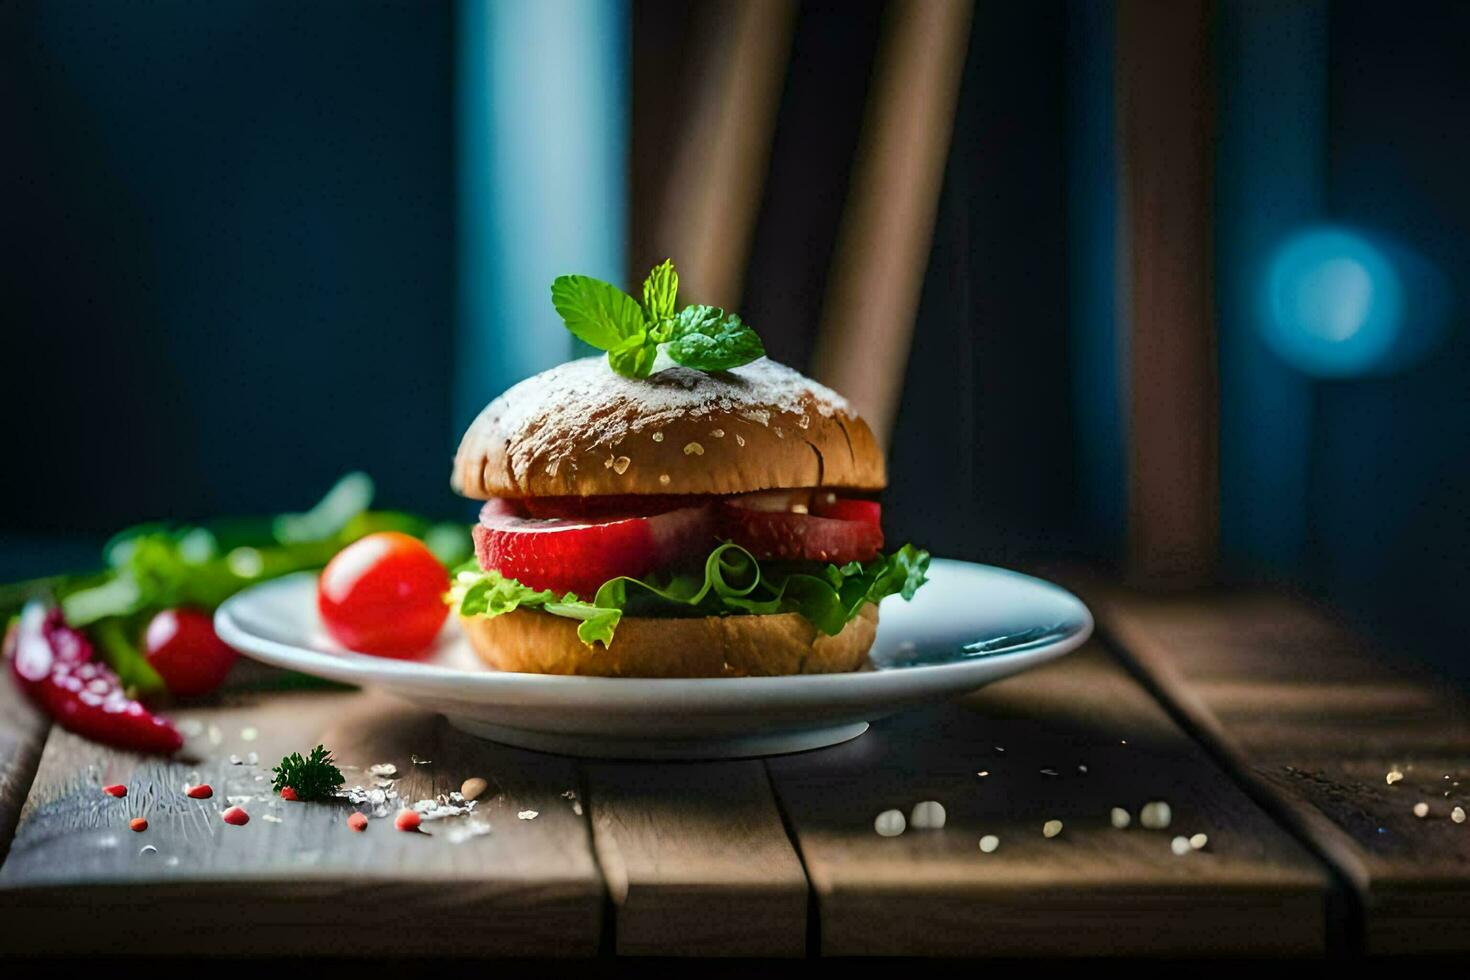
xmin=809 ymin=0 xmax=974 ymax=447
xmin=1116 ymin=0 xmax=1219 ymax=587
xmin=648 ymin=0 xmax=797 ymax=311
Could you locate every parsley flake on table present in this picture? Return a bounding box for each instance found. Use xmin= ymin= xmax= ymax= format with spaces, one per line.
xmin=271 ymin=744 xmax=345 ymax=801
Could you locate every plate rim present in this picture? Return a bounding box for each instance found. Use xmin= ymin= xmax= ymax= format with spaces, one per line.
xmin=215 ymin=559 xmax=1093 ymax=698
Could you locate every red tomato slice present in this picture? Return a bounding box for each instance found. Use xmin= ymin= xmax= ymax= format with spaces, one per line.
xmin=811 ymin=495 xmax=882 ymax=527
xmin=717 ymin=502 xmax=883 ymax=563
xmin=474 ymin=501 xmax=715 ymax=597
xmin=318 ymin=532 xmax=450 ymax=658
xmin=517 ymin=494 xmax=701 ymax=520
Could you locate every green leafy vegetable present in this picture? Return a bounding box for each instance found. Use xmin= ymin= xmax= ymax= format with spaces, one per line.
xmin=607 ymin=332 xmax=660 ymax=379
xmin=272 ymin=471 xmax=375 ymax=544
xmin=450 ymin=566 xmax=622 ymax=646
xmin=92 ymin=617 xmax=165 ymax=692
xmin=666 ymin=305 xmax=766 ymax=371
xmin=449 ymin=543 xmax=930 ymax=648
xmin=548 ymin=259 xmax=765 ymax=379
xmin=4 ymin=473 xmax=474 ymax=697
xmin=550 ymin=274 xmax=647 ymax=351
xmin=271 ymin=744 xmax=345 ymax=801
xmin=641 ymin=258 xmax=678 ymax=322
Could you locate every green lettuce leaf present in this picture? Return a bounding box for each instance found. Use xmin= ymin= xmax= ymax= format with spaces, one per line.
xmin=449 ymin=565 xmax=623 ymax=646
xmin=448 ymin=543 xmax=930 ymax=648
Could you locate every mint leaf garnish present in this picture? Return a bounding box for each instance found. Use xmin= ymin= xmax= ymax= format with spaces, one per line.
xmin=549 ymin=260 xmax=764 ymax=378
xmin=550 ymin=274 xmax=646 ymax=351
xmin=642 ymin=258 xmax=678 ymax=323
xmin=607 ymin=331 xmax=659 ymax=379
xmin=666 ymin=305 xmax=766 ymax=371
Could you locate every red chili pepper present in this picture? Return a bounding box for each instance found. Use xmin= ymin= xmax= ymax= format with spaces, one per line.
xmin=129 ymin=817 xmax=148 ymax=832
xmin=185 ymin=784 xmax=213 ymax=799
xmin=103 ymin=784 xmax=128 ymax=798
xmin=394 ymin=809 xmax=421 ymax=832
xmin=221 ymin=805 xmax=249 ymax=826
xmin=5 ymin=603 xmax=182 ymax=755
xmin=347 ymin=812 xmax=368 ymax=833
xmin=279 ymin=786 xmax=299 ymax=802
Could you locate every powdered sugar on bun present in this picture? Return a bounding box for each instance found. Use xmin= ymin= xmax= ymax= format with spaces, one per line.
xmin=486 ymin=356 xmax=850 ymax=448
xmin=453 ymin=356 xmax=884 ymax=499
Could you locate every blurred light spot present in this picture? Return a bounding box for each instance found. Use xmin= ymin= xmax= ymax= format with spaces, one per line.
xmin=1292 ymin=257 xmax=1372 ymax=342
xmin=226 ymin=547 xmax=264 ymax=579
xmin=1263 ymin=227 xmax=1402 ymax=377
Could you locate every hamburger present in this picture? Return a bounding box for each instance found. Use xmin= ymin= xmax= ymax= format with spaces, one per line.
xmin=446 ymin=260 xmax=929 ymax=677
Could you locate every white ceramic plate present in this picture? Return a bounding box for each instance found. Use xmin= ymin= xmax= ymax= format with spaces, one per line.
xmin=215 ymin=560 xmax=1092 ymax=759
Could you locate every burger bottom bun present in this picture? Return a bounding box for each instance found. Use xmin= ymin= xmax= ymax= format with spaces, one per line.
xmin=460 ymin=605 xmax=879 ymax=678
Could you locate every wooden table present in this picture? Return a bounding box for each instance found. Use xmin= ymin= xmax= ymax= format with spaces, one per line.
xmin=2 ymin=581 xmax=1467 ymax=958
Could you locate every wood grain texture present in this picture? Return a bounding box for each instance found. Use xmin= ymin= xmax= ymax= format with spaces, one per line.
xmin=0 ymin=665 xmax=48 ymax=869
xmin=766 ymin=643 xmax=1328 ymax=957
xmin=1116 ymin=0 xmax=1219 ymax=585
xmin=810 ymin=0 xmax=974 ymax=446
xmin=585 ymin=761 xmax=806 ymax=956
xmin=1091 ymin=589 xmax=1470 ymax=955
xmin=0 ymin=691 xmax=602 ymax=957
xmin=643 ymin=0 xmax=797 ymax=311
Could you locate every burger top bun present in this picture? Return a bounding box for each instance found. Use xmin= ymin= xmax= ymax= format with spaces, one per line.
xmin=452 ymin=356 xmax=885 ymax=499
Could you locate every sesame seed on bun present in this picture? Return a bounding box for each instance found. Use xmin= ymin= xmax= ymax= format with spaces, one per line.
xmin=452 ymin=356 xmax=885 ymax=499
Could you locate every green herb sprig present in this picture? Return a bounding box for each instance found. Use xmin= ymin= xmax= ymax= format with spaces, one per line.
xmin=0 ymin=473 xmax=474 ymax=697
xmin=271 ymin=744 xmax=345 ymax=801
xmin=551 ymin=259 xmax=765 ymax=379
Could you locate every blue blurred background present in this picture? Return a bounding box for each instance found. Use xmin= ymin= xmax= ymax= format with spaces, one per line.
xmin=3 ymin=0 xmax=1467 ymax=674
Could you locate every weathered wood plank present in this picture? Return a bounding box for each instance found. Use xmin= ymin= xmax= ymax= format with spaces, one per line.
xmin=585 ymin=761 xmax=806 ymax=957
xmin=766 ymin=643 xmax=1329 ymax=957
xmin=0 ymin=690 xmax=603 ymax=957
xmin=1092 ymin=589 xmax=1470 ymax=955
xmin=1116 ymin=0 xmax=1219 ymax=585
xmin=0 ymin=667 xmax=48 ymax=869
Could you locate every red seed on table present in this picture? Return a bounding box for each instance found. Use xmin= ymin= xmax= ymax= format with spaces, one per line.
xmin=222 ymin=805 xmax=249 ymax=826
xmin=129 ymin=817 xmax=148 ymax=832
xmin=347 ymin=812 xmax=368 ymax=833
xmin=279 ymin=786 xmax=299 ymax=801
xmin=103 ymin=784 xmax=127 ymax=798
xmin=394 ymin=810 xmax=421 ymax=832
xmin=185 ymin=784 xmax=213 ymax=799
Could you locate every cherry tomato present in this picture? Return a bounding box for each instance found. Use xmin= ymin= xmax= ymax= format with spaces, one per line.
xmin=144 ymin=608 xmax=239 ymax=697
xmin=318 ymin=532 xmax=449 ymax=658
